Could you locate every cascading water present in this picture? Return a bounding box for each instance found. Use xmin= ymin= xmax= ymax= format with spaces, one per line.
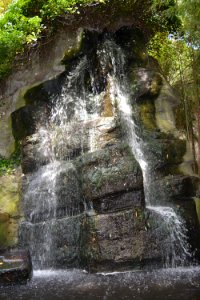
xmin=20 ymin=57 xmax=101 ymax=268
xmin=20 ymin=34 xmax=193 ymax=270
xmin=101 ymin=40 xmax=192 ymax=268
xmin=20 ymin=38 xmax=117 ymax=268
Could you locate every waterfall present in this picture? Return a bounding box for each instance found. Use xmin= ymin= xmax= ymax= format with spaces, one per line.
xmin=99 ymin=39 xmax=192 ymax=268
xmin=20 ymin=35 xmax=192 ymax=269
xmin=20 ymin=54 xmax=105 ymax=268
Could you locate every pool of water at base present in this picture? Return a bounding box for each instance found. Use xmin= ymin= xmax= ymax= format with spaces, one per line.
xmin=1 ymin=267 xmax=200 ymax=300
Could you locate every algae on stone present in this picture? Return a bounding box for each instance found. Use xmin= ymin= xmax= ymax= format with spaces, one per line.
xmin=0 ymin=170 xmax=21 ymax=248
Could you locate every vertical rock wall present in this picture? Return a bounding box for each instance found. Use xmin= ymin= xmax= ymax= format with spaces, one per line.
xmin=0 ymin=0 xmax=199 ymax=270
xmin=9 ymin=28 xmax=200 ymax=271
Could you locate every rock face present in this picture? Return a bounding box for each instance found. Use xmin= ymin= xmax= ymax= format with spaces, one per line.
xmin=0 ymin=171 xmax=21 ymax=250
xmin=80 ymin=208 xmax=171 ymax=272
xmin=1 ymin=2 xmax=200 ymax=273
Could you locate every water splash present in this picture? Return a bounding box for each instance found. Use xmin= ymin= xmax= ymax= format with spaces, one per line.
xmin=148 ymin=206 xmax=192 ymax=267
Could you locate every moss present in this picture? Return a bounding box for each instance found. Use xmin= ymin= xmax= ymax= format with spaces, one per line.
xmin=195 ymin=198 xmax=200 ymax=225
xmin=0 ymin=167 xmax=21 ymax=249
xmin=0 ymin=116 xmax=16 ymax=158
xmin=0 ymin=175 xmax=20 ymax=215
xmin=139 ymin=101 xmax=157 ymax=131
xmin=0 ymin=222 xmax=8 ymax=247
xmin=0 ymin=217 xmax=19 ymax=248
xmin=0 ymin=143 xmax=21 ymax=176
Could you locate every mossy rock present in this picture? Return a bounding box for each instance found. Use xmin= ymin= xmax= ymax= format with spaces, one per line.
xmin=139 ymin=101 xmax=157 ymax=131
xmin=0 ymin=173 xmax=20 ymax=216
xmin=0 ymin=250 xmax=32 ymax=285
xmin=0 ymin=171 xmax=21 ymax=249
xmin=0 ymin=217 xmax=19 ymax=249
xmin=195 ymin=198 xmax=200 ymax=225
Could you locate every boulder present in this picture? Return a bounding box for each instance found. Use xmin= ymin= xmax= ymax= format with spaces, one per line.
xmin=0 ymin=249 xmax=32 ymax=285
xmin=80 ymin=208 xmax=174 ymax=272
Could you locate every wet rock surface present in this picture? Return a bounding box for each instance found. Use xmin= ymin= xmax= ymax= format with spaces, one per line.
xmin=0 ymin=250 xmax=32 ymax=285
xmin=8 ymin=27 xmax=200 ymax=272
xmin=20 ymin=215 xmax=83 ymax=268
xmin=0 ymin=171 xmax=21 ymax=250
xmin=21 ymin=162 xmax=83 ymax=223
xmin=80 ymin=208 xmax=170 ymax=272
xmin=77 ymin=144 xmax=143 ymax=202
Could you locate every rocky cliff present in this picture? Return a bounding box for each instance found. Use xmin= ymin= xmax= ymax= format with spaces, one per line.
xmin=0 ymin=1 xmax=200 ymax=272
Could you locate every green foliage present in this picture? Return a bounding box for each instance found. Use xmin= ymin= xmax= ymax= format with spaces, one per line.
xmin=0 ymin=0 xmax=106 ymax=79
xmin=148 ymin=33 xmax=191 ymax=84
xmin=0 ymin=0 xmax=12 ymax=14
xmin=149 ymin=0 xmax=181 ymax=33
xmin=178 ymin=0 xmax=200 ymax=47
xmin=148 ymin=1 xmax=200 ymax=172
xmin=0 ymin=0 xmax=194 ymax=81
xmin=0 ymin=147 xmax=21 ymax=175
xmin=0 ymin=0 xmax=43 ymax=77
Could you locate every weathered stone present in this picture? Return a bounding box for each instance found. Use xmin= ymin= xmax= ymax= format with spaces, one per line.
xmin=155 ymin=81 xmax=179 ymax=134
xmin=20 ymin=115 xmax=120 ymax=175
xmin=149 ymin=175 xmax=200 ymax=205
xmin=139 ymin=100 xmax=157 ymax=131
xmin=92 ymin=190 xmax=144 ymax=214
xmin=0 ymin=28 xmax=84 ymax=158
xmin=142 ymin=136 xmax=186 ymax=173
xmin=11 ymin=104 xmax=49 ymax=141
xmin=130 ymin=68 xmax=163 ymax=100
xmin=1 ymin=14 xmax=199 ymax=273
xmin=176 ymin=201 xmax=200 ymax=257
xmin=0 ymin=171 xmax=21 ymax=249
xmin=0 ymin=250 xmax=32 ymax=285
xmin=78 ymin=144 xmax=143 ymax=202
xmin=116 ymin=28 xmax=148 ymax=66
xmin=195 ymin=198 xmax=200 ymax=224
xmin=0 ymin=0 xmax=152 ymax=159
xmin=129 ymin=68 xmax=178 ymax=135
xmin=52 ymin=117 xmax=120 ymax=160
xmin=80 ymin=208 xmax=173 ymax=272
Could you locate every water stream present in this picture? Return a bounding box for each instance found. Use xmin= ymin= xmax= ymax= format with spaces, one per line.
xmin=20 ymin=37 xmax=193 ymax=270
xmin=102 ymin=39 xmax=193 ymax=268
